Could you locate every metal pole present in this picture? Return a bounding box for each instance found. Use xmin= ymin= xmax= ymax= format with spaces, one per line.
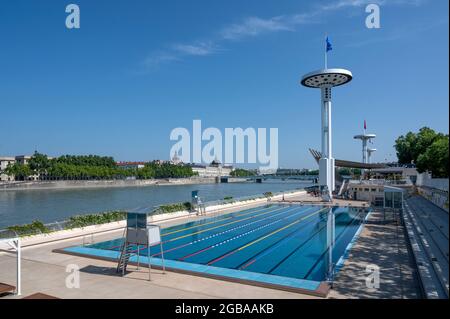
xmin=17 ymin=238 xmax=21 ymax=296
xmin=148 ymin=246 xmax=151 ymax=281
xmin=160 ymin=241 xmax=166 ymax=274
xmin=137 ymin=245 xmax=140 ymax=270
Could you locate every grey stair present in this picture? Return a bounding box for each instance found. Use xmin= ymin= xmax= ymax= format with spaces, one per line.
xmin=117 ymin=243 xmax=134 ymax=275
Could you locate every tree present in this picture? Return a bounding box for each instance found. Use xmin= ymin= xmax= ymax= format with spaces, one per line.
xmin=28 ymin=151 xmax=51 ymax=178
xmin=230 ymin=169 xmax=256 ymax=177
xmin=416 ymin=135 xmax=449 ymax=177
xmin=394 ymin=127 xmax=443 ymax=165
xmin=5 ymin=163 xmax=33 ymax=181
xmin=394 ymin=132 xmax=417 ymax=164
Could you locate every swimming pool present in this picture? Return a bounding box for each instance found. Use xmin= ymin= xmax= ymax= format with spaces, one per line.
xmin=61 ymin=204 xmax=370 ymax=295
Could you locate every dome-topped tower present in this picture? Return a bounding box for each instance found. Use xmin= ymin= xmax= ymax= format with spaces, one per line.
xmin=171 ymin=151 xmax=182 ymax=165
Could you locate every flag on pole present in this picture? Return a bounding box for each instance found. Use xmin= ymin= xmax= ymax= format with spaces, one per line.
xmin=326 ymin=37 xmax=333 ymax=52
xmin=364 ymin=120 xmax=367 ymax=130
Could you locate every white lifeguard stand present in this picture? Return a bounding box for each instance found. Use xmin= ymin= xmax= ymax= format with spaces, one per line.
xmin=301 ymin=68 xmax=353 ymax=201
xmin=191 ymin=190 xmax=206 ymax=215
xmin=0 ymin=236 xmax=21 ymax=296
xmin=117 ymin=212 xmax=165 ymax=281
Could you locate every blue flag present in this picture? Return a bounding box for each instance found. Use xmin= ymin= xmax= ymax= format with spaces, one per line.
xmin=326 ymin=37 xmax=332 ymax=52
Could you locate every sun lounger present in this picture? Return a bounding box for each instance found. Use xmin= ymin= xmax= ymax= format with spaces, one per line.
xmin=0 ymin=282 xmax=16 ymax=295
xmin=22 ymin=292 xmax=60 ymax=299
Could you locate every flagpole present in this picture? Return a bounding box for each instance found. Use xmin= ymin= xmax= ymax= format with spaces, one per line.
xmin=325 ymin=34 xmax=328 ymax=69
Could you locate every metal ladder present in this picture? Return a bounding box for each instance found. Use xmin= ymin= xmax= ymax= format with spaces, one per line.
xmin=117 ymin=242 xmax=134 ymax=275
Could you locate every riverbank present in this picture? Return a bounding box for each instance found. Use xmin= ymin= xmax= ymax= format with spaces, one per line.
xmin=0 ymin=177 xmax=222 ymax=191
xmin=1 ymin=190 xmax=306 ymax=248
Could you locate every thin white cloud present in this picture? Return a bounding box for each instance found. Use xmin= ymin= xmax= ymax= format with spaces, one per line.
xmin=143 ymin=52 xmax=179 ymax=68
xmin=172 ymin=41 xmax=218 ymax=56
xmin=142 ymin=0 xmax=428 ymax=69
xmin=319 ymin=0 xmax=426 ymax=11
xmin=221 ymin=16 xmax=294 ymax=40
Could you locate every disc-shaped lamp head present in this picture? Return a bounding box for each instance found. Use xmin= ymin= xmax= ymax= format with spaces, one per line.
xmin=354 ymin=134 xmax=376 ymax=140
xmin=301 ymin=68 xmax=353 ymax=88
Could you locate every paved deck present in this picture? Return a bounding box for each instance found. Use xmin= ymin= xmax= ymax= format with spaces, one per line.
xmin=0 ymin=216 xmax=319 ymax=299
xmin=0 ymin=196 xmax=421 ymax=299
xmin=329 ymin=211 xmax=421 ymax=299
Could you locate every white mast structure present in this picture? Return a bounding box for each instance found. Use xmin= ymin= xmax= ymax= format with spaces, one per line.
xmin=301 ymin=41 xmax=352 ymax=201
xmin=354 ymin=121 xmax=376 ymax=176
xmin=367 ymin=148 xmax=377 ymax=164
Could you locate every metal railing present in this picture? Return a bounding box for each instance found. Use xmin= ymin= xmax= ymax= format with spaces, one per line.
xmin=0 ymin=188 xmax=305 ymax=238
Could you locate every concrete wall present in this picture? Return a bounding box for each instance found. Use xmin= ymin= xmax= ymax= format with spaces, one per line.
xmin=417 ymin=173 xmax=449 ymax=191
xmin=0 ymin=177 xmax=217 ymax=191
xmin=416 ymin=173 xmax=449 ymax=212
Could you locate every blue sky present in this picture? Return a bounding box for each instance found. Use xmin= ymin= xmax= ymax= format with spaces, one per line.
xmin=0 ymin=0 xmax=448 ymax=169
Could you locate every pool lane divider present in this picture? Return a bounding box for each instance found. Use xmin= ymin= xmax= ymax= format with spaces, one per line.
xmin=176 ymin=206 xmax=316 ymax=261
xmin=238 ymin=208 xmax=341 ymax=270
xmin=156 ymin=205 xmax=309 ymax=258
xmin=162 ymin=204 xmax=277 ymax=237
xmin=267 ymin=209 xmax=364 ymax=275
xmin=302 ymin=210 xmax=366 ymax=280
xmin=207 ymin=207 xmax=329 ymax=266
xmin=105 ymin=204 xmax=284 ymax=251
xmin=124 ymin=204 xmax=303 ymax=256
xmin=163 ymin=205 xmax=297 ymax=243
xmin=58 ymin=245 xmax=329 ymax=297
xmin=333 ymin=209 xmax=372 ymax=274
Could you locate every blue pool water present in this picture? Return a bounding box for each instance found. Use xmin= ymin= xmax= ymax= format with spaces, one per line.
xmin=65 ymin=204 xmax=369 ymax=291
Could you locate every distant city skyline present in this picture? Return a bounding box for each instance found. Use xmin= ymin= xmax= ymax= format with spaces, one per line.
xmin=0 ymin=0 xmax=448 ymax=169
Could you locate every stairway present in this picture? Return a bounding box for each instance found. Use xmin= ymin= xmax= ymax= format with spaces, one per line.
xmin=117 ymin=242 xmax=134 ymax=275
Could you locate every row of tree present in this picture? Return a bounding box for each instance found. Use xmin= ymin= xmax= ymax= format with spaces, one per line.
xmin=4 ymin=153 xmax=197 ymax=181
xmin=230 ymin=168 xmax=257 ymax=177
xmin=135 ymin=162 xmax=198 ymax=179
xmin=395 ymin=127 xmax=449 ymax=178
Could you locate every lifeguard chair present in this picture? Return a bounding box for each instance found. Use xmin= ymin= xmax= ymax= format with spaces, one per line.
xmin=117 ymin=211 xmax=165 ymax=280
xmin=191 ymin=190 xmax=206 ymax=215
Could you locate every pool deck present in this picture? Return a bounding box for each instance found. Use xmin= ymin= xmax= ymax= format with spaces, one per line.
xmin=0 ymin=195 xmax=421 ymax=299
xmin=329 ymin=210 xmax=421 ymax=299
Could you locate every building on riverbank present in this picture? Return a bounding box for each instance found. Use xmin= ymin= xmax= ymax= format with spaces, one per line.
xmin=0 ymin=157 xmax=15 ymax=181
xmin=0 ymin=154 xmax=55 ymax=181
xmin=189 ymin=160 xmax=233 ymax=178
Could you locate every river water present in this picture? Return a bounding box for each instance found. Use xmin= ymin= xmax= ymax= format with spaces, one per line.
xmin=0 ymin=180 xmax=312 ymax=228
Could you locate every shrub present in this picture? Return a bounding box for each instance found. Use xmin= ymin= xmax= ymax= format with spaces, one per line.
xmin=263 ymin=192 xmax=273 ymax=198
xmin=65 ymin=211 xmax=126 ymax=229
xmin=156 ymin=202 xmax=192 ymax=214
xmin=7 ymin=220 xmax=50 ymax=236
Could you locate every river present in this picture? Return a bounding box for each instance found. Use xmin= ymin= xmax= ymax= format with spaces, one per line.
xmin=0 ymin=180 xmax=312 ymax=228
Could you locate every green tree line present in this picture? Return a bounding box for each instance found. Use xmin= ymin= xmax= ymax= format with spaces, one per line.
xmin=395 ymin=127 xmax=449 ymax=178
xmin=4 ymin=152 xmax=197 ymax=180
xmin=230 ymin=168 xmax=257 ymax=177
